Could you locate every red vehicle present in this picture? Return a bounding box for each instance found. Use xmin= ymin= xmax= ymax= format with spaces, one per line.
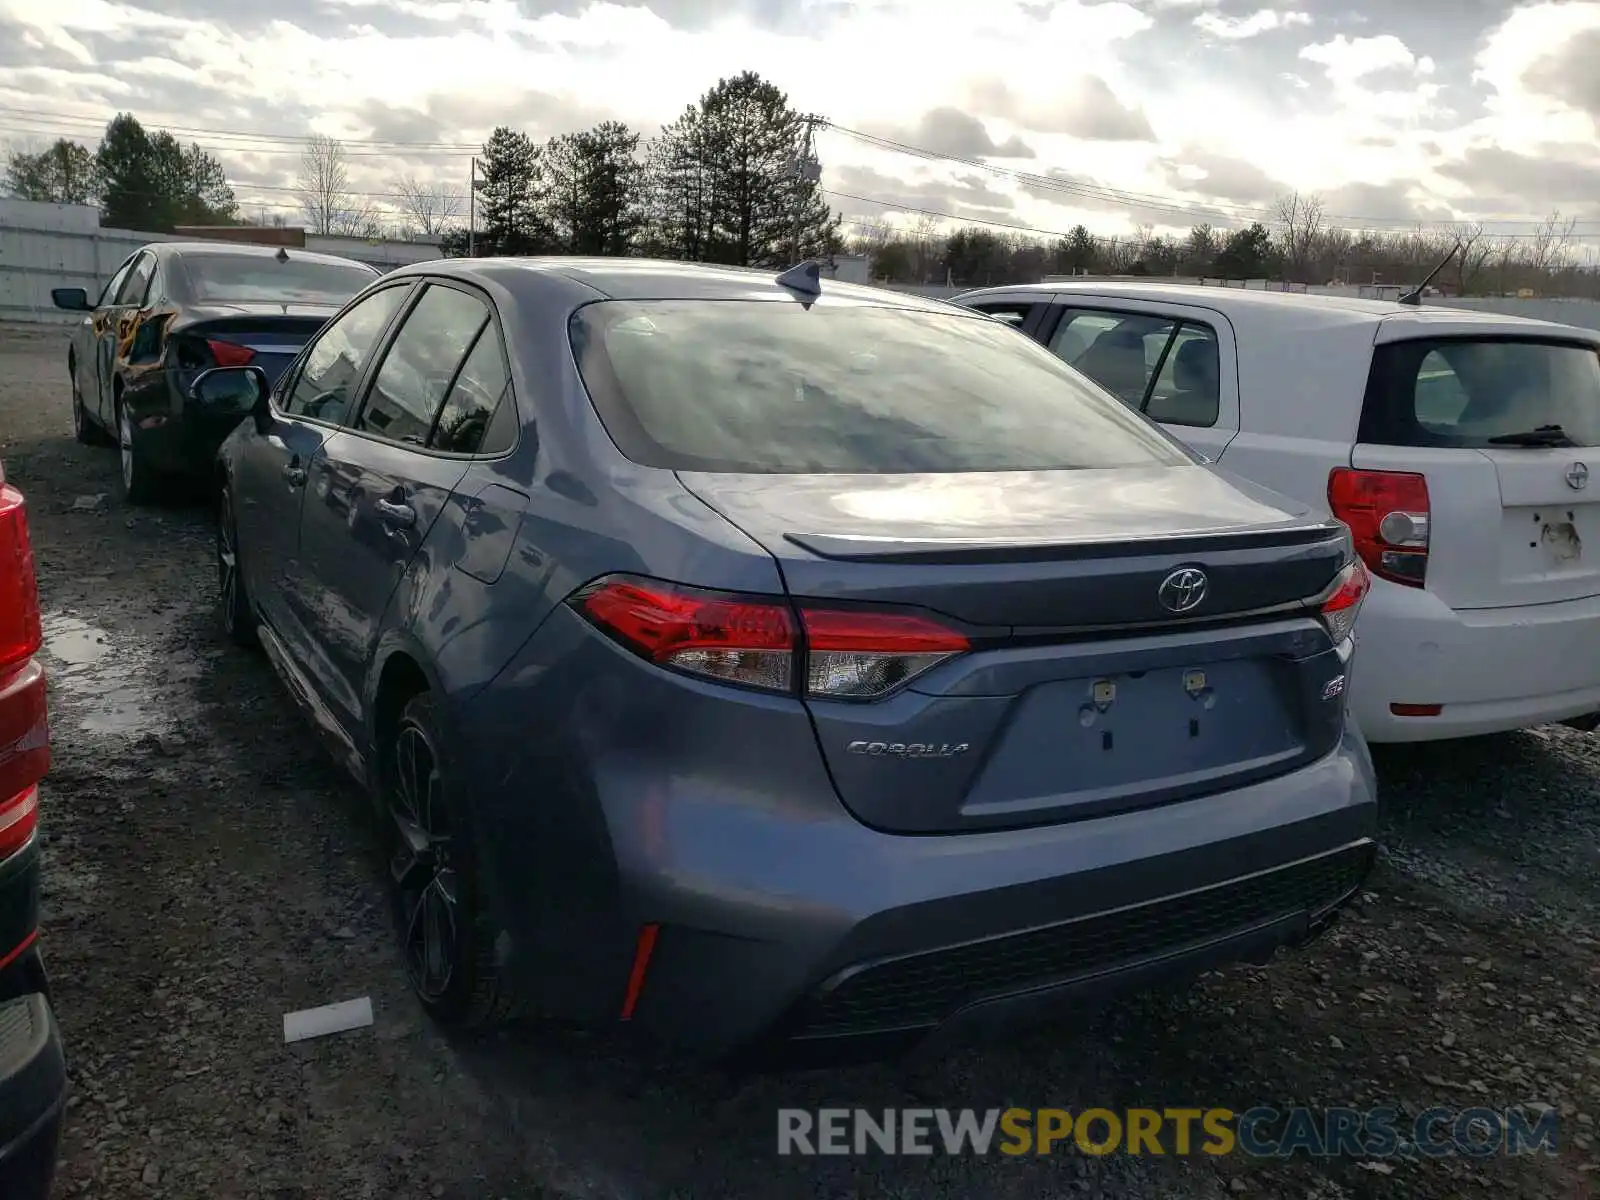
xmin=0 ymin=461 xmax=65 ymax=1198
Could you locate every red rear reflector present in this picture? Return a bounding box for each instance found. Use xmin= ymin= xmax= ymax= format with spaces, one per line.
xmin=207 ymin=339 xmax=256 ymax=367
xmin=0 ymin=482 xmax=42 ymax=673
xmin=1328 ymin=468 xmax=1429 ymax=588
xmin=619 ymin=923 xmax=659 ymax=1021
xmin=1317 ymin=559 xmax=1370 ymax=644
xmin=1390 ymin=703 xmax=1442 ymax=717
xmin=571 ymin=575 xmax=972 ymax=700
xmin=0 ymin=786 xmax=39 ymax=859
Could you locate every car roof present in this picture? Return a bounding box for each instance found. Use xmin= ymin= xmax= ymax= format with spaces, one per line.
xmin=957 ymin=280 xmax=1598 ymax=341
xmin=155 ymin=241 xmax=380 ymax=271
xmin=395 ymin=256 xmax=966 ymax=313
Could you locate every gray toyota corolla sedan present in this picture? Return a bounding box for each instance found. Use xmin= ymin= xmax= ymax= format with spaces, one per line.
xmin=198 ymin=256 xmax=1378 ymax=1062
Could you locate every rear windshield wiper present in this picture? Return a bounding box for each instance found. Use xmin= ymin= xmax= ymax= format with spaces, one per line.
xmin=1486 ymin=424 xmax=1578 ymax=447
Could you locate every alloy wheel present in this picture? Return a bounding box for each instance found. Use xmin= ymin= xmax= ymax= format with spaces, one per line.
xmin=389 ymin=721 xmax=459 ymax=1003
xmin=118 ymin=404 xmax=134 ymax=493
xmin=217 ymin=492 xmax=239 ymax=634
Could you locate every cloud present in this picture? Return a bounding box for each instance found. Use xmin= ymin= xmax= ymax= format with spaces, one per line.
xmin=831 ymin=163 xmax=1018 ymax=224
xmin=1300 ymin=34 xmax=1434 ymax=83
xmin=873 ymin=107 xmax=1036 ymax=160
xmin=1193 ymin=8 xmax=1310 ymax=40
xmin=1435 ymin=145 xmax=1600 ymax=210
xmin=966 ymin=74 xmax=1155 ymax=141
xmin=1159 ymin=149 xmax=1284 ymax=206
xmin=1521 ymin=25 xmax=1600 ymax=120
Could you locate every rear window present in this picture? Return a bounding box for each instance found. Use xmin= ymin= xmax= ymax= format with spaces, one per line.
xmin=181 ymin=254 xmax=378 ymax=305
xmin=569 ymin=300 xmax=1196 ymax=474
xmin=1361 ymin=337 xmax=1600 ymax=448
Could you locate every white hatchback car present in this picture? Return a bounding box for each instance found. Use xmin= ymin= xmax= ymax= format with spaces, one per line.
xmin=953 ymin=282 xmax=1600 ymax=744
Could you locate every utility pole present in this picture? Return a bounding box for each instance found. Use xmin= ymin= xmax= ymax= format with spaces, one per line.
xmin=468 ymin=156 xmax=478 ymax=257
xmin=790 ymin=115 xmax=823 ymax=266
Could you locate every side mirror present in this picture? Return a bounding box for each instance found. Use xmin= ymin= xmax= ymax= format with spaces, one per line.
xmin=190 ymin=366 xmax=269 ymax=428
xmin=50 ymin=287 xmax=90 ymax=312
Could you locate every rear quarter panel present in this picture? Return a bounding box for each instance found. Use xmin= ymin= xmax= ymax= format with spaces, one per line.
xmin=363 ymin=276 xmax=791 ymax=738
xmin=1211 ymin=314 xmax=1380 ymax=518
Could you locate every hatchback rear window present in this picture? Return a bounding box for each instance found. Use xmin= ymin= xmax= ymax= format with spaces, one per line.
xmin=1360 ymin=337 xmax=1600 ymax=448
xmin=569 ymin=300 xmax=1195 ymax=473
xmin=181 ymin=254 xmax=378 ymax=305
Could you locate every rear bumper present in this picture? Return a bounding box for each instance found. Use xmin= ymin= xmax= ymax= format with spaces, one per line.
xmin=1351 ymin=581 xmax=1600 ymax=742
xmin=127 ymin=369 xmax=249 ymax=479
xmin=0 ymin=994 xmax=66 ymax=1200
xmin=482 ymin=707 xmax=1378 ymax=1060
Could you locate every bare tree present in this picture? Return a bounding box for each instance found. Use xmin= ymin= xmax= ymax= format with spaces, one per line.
xmin=296 ymin=134 xmax=377 ymax=236
xmin=1273 ymin=190 xmax=1325 ymax=282
xmin=1527 ymin=209 xmax=1578 ymax=278
xmin=1451 ymin=222 xmax=1496 ymax=295
xmin=392 ymin=174 xmax=463 ymax=239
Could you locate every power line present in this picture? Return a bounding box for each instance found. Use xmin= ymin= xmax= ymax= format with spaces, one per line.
xmin=5 ymin=104 xmax=1594 ymax=242
xmin=820 ymin=120 xmax=1600 ymax=232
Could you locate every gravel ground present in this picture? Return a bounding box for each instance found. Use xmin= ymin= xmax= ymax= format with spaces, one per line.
xmin=2 ymin=320 xmax=1598 ymax=1200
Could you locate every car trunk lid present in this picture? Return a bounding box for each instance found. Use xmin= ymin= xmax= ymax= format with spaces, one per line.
xmin=678 ymin=467 xmax=1357 ymax=833
xmin=171 ymin=305 xmax=341 ymax=387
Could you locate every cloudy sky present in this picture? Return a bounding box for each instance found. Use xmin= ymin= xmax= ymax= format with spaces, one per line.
xmin=2 ymin=0 xmax=1599 ymax=246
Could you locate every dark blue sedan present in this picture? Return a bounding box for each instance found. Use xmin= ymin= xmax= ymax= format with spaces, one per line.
xmin=201 ymin=257 xmax=1378 ymax=1061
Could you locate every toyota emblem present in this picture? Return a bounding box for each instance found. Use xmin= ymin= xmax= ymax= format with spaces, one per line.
xmin=1158 ymin=566 xmax=1209 ymax=614
xmin=1567 ymin=462 xmax=1590 ymax=491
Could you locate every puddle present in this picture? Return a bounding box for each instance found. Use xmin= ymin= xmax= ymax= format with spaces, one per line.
xmin=43 ymin=616 xmax=110 ymax=667
xmin=40 ymin=611 xmax=193 ymax=737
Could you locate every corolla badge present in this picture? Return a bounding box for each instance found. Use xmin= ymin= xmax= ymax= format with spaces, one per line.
xmin=1567 ymin=461 xmax=1589 ymax=491
xmin=847 ymin=741 xmax=970 ymax=758
xmin=1158 ymin=566 xmax=1208 ymax=614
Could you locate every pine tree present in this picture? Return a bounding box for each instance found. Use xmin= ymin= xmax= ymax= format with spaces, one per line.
xmin=642 ymin=72 xmax=838 ymax=267
xmin=476 ymin=126 xmax=549 ymax=256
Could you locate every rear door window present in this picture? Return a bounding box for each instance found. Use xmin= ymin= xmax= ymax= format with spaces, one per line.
xmin=115 ymin=253 xmax=156 ymax=307
xmin=430 ymin=325 xmax=515 ymax=455
xmin=281 ymin=284 xmax=412 ymax=425
xmin=1044 ymin=307 xmax=1220 ymax=428
xmin=1361 ymin=338 xmax=1600 ymax=448
xmin=356 ymin=283 xmax=489 ymax=446
xmin=569 ymin=300 xmax=1193 ymax=474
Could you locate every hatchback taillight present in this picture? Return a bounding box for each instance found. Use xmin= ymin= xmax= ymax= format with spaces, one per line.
xmin=0 ymin=473 xmax=41 ymax=673
xmin=1328 ymin=468 xmax=1429 ymax=587
xmin=571 ymin=576 xmax=969 ymax=700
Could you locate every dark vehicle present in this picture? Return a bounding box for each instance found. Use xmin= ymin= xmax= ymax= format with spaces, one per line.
xmin=52 ymin=242 xmax=381 ymax=504
xmin=0 ymin=462 xmax=65 ymax=1197
xmin=205 ymin=258 xmax=1379 ymax=1062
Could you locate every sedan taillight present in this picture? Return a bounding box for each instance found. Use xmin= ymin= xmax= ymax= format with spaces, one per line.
xmin=571 ymin=575 xmax=969 ymax=700
xmin=1318 ymin=558 xmax=1370 ymax=645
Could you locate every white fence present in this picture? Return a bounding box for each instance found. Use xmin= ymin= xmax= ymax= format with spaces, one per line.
xmin=0 ymin=199 xmax=442 ymax=326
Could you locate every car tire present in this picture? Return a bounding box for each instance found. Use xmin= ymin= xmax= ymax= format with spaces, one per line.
xmin=216 ymin=484 xmax=257 ymax=648
xmin=69 ymin=359 xmax=107 ymax=446
xmin=115 ymin=396 xmax=161 ymax=505
xmin=384 ymin=691 xmax=519 ymax=1031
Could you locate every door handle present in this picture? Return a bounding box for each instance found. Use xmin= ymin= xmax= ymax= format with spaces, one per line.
xmin=375 ymin=498 xmax=416 ymax=528
xmin=281 ymin=463 xmax=307 ymax=486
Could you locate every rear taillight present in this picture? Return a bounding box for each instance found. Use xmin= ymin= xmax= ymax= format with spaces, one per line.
xmin=0 ymin=786 xmax=38 ymax=859
xmin=0 ymin=479 xmax=42 ymax=673
xmin=572 ymin=576 xmax=969 ymax=700
xmin=1328 ymin=468 xmax=1428 ymax=588
xmin=802 ymin=609 xmax=969 ymax=698
xmin=1318 ymin=558 xmax=1370 ymax=644
xmin=207 ymin=339 xmax=256 ymax=367
xmin=574 ymin=577 xmax=796 ymax=692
